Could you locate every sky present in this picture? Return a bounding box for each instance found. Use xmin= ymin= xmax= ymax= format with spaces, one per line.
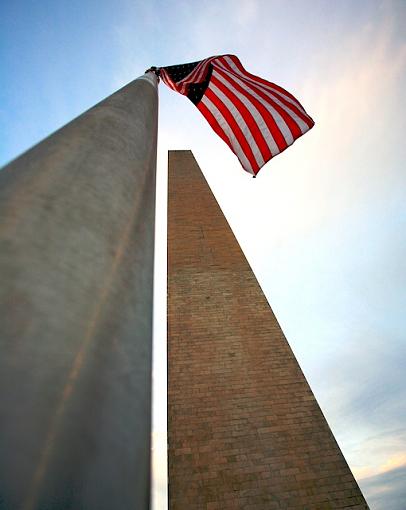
xmin=1 ymin=0 xmax=405 ymax=508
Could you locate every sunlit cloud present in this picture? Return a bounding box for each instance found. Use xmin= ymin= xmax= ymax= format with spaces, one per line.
xmin=359 ymin=463 xmax=406 ymax=510
xmin=355 ymin=453 xmax=406 ymax=480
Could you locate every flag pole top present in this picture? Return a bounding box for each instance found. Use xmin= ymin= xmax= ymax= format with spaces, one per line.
xmin=145 ymin=66 xmax=161 ymax=82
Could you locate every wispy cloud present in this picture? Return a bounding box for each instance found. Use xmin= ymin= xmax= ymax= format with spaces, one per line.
xmin=359 ymin=463 xmax=406 ymax=510
xmin=356 ymin=453 xmax=406 ymax=480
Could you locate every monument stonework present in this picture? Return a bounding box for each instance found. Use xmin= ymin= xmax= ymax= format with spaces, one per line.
xmin=167 ymin=150 xmax=368 ymax=509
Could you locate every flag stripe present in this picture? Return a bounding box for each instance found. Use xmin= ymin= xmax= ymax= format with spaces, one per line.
xmin=209 ymin=80 xmax=265 ymax=169
xmin=205 ymin=88 xmax=258 ymax=173
xmin=219 ymin=65 xmax=303 ymax=143
xmin=222 ymin=55 xmax=312 ymax=124
xmin=228 ymin=71 xmax=313 ymax=132
xmin=214 ymin=67 xmax=288 ymax=153
xmin=199 ymin=96 xmax=255 ymax=174
xmin=197 ymin=100 xmax=232 ymax=147
xmin=213 ymin=68 xmax=280 ymax=157
xmin=217 ymin=58 xmax=311 ymax=134
xmin=225 ymin=55 xmax=309 ymax=116
xmin=211 ymin=73 xmax=271 ymax=163
xmin=216 ymin=64 xmax=298 ymax=143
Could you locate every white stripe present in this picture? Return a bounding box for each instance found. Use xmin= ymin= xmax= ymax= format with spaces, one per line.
xmin=218 ymin=61 xmax=309 ymax=136
xmin=219 ymin=64 xmax=309 ymax=134
xmin=201 ymin=95 xmax=254 ymax=174
xmin=213 ymin=69 xmax=282 ymax=154
xmin=221 ymin=55 xmax=303 ymax=112
xmin=209 ymin=82 xmax=265 ymax=169
xmin=222 ymin=55 xmax=308 ymax=117
xmin=215 ymin=65 xmax=294 ymax=144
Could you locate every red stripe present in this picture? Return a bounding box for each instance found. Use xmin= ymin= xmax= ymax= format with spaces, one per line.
xmin=197 ymin=101 xmax=232 ymax=147
xmin=211 ymin=75 xmax=271 ymax=163
xmin=205 ymin=87 xmax=259 ymax=173
xmin=222 ymin=66 xmax=302 ymax=142
xmin=241 ymin=76 xmax=314 ymax=130
xmin=226 ymin=55 xmax=305 ymax=106
xmin=218 ymin=57 xmax=313 ymax=129
xmin=218 ymin=58 xmax=314 ymax=130
xmin=222 ymin=55 xmax=314 ymax=129
xmin=214 ymin=67 xmax=288 ymax=153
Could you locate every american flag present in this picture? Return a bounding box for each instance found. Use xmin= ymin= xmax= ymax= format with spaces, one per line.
xmin=158 ymin=54 xmax=314 ymax=176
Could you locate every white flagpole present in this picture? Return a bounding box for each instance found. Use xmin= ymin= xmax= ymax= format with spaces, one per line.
xmin=0 ymin=72 xmax=158 ymax=510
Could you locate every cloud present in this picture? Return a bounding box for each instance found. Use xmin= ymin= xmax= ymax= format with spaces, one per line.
xmin=359 ymin=463 xmax=406 ymax=510
xmin=357 ymin=453 xmax=406 ymax=480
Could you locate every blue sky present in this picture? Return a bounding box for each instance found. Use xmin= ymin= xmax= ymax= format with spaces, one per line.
xmin=2 ymin=1 xmax=405 ymax=508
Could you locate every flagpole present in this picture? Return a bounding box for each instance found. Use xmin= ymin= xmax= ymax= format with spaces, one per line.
xmin=0 ymin=72 xmax=158 ymax=509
